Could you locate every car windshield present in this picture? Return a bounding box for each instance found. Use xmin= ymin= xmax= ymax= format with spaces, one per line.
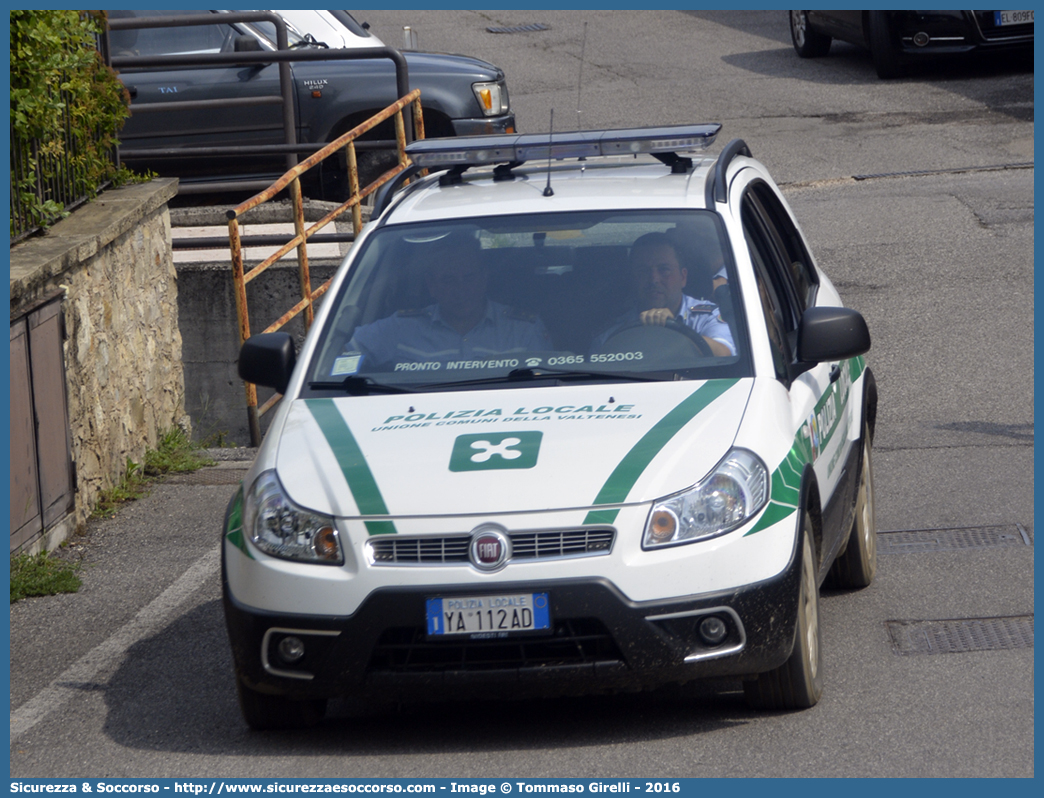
xmin=307 ymin=210 xmax=751 ymax=392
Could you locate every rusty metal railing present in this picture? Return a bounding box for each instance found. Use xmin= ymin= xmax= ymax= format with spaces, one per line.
xmin=229 ymin=89 xmax=425 ymax=445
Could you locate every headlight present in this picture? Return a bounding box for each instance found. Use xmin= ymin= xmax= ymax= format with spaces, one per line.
xmin=642 ymin=449 xmax=768 ymax=550
xmin=473 ymin=80 xmax=509 ymax=116
xmin=243 ymin=470 xmax=343 ymax=564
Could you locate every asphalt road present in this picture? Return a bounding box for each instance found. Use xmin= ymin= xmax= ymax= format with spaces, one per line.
xmin=9 ymin=10 xmax=1033 ymax=779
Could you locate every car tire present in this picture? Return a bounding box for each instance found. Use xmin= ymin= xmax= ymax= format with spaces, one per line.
xmin=744 ymin=512 xmax=824 ymax=710
xmin=790 ymin=11 xmax=832 ymax=58
xmin=235 ymin=675 xmax=327 ymax=730
xmin=825 ymin=426 xmax=877 ymax=589
xmin=868 ymin=11 xmax=905 ymax=79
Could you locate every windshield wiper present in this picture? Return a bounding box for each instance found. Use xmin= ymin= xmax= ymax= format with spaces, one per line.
xmin=421 ymin=367 xmax=668 ymax=390
xmin=308 ymin=376 xmax=415 ymax=395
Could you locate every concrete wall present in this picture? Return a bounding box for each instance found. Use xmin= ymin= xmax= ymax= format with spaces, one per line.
xmin=10 ymin=178 xmax=188 ymax=546
xmin=172 ymin=200 xmax=358 ymax=446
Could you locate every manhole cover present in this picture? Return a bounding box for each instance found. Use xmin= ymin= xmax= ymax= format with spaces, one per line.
xmin=886 ymin=616 xmax=1034 ymax=656
xmin=486 ymin=23 xmax=550 ymax=34
xmin=878 ymin=525 xmax=1030 ymax=553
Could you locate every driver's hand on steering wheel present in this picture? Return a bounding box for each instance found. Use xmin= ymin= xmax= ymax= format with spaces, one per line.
xmin=639 ymin=308 xmax=675 ymax=326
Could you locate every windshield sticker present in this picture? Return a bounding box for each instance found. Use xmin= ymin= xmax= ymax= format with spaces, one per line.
xmin=581 ymin=379 xmax=739 ymax=524
xmin=372 ymin=404 xmax=639 ymax=432
xmin=449 ymin=432 xmax=543 ymax=471
xmin=331 ymin=353 xmax=363 ymax=376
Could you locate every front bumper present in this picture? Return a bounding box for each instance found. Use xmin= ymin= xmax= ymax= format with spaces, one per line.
xmin=222 ymin=537 xmax=802 ymax=701
xmin=450 ymin=113 xmax=516 ymax=137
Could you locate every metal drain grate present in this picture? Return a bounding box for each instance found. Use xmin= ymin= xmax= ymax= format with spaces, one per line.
xmin=164 ymin=469 xmax=247 ymax=485
xmin=887 ymin=616 xmax=1034 ymax=656
xmin=878 ymin=525 xmax=1030 ymax=553
xmin=486 ymin=23 xmax=550 ymax=34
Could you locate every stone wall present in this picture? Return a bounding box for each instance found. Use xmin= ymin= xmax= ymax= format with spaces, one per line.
xmin=10 ymin=178 xmax=188 ymax=543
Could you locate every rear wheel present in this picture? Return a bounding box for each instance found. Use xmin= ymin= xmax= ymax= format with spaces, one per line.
xmin=868 ymin=11 xmax=905 ymax=79
xmin=744 ymin=513 xmax=824 ymax=710
xmin=825 ymin=427 xmax=877 ymax=589
xmin=236 ymin=674 xmax=327 ymax=730
xmin=790 ymin=11 xmax=832 ymax=58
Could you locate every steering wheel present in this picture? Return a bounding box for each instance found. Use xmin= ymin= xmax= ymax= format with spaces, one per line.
xmin=664 ymin=318 xmax=716 ymax=357
xmin=601 ymin=318 xmax=715 ymax=357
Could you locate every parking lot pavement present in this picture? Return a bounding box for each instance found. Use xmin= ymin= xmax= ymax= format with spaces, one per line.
xmin=9 ymin=451 xmax=254 ymax=737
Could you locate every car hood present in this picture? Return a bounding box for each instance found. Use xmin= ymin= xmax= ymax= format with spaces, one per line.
xmin=274 ymin=379 xmax=751 ymax=518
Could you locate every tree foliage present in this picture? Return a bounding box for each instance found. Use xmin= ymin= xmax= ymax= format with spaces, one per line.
xmin=10 ymin=10 xmax=133 ymax=236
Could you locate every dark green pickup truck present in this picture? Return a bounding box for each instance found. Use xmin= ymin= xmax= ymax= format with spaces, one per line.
xmin=107 ymin=9 xmax=516 ymax=196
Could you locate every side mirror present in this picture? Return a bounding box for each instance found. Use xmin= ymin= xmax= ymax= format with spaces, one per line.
xmin=233 ymin=35 xmax=266 ymax=68
xmin=793 ymin=306 xmax=870 ymax=377
xmin=234 ymin=35 xmax=263 ymax=53
xmin=239 ymin=333 xmax=296 ymax=395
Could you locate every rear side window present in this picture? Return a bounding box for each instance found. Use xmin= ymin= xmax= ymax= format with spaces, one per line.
xmin=108 ymin=10 xmax=234 ymax=57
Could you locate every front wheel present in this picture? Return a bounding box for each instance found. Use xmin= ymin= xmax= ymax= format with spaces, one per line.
xmin=790 ymin=11 xmax=832 ymax=58
xmin=868 ymin=11 xmax=904 ymax=79
xmin=236 ymin=674 xmax=327 ymax=730
xmin=744 ymin=512 xmax=824 ymax=710
xmin=825 ymin=426 xmax=877 ymax=589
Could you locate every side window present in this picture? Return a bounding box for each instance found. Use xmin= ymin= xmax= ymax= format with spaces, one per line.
xmin=743 ymin=222 xmax=790 ymax=381
xmin=109 ymin=11 xmax=235 ymax=57
xmin=750 ymin=182 xmax=818 ymax=307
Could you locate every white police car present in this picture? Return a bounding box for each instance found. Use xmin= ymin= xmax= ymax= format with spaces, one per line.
xmin=225 ymin=125 xmax=877 ymax=729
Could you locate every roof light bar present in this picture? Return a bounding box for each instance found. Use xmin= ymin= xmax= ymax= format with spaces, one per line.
xmin=407 ymin=124 xmax=722 ymax=169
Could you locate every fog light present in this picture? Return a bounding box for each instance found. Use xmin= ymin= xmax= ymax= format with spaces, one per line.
xmin=913 ymin=31 xmax=930 ymax=47
xmin=698 ymin=616 xmax=728 ymax=646
xmin=277 ymin=635 xmax=305 ymax=663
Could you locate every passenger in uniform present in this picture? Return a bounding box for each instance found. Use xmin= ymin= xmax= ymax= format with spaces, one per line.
xmin=594 ymin=232 xmax=735 ymax=356
xmin=346 ymin=234 xmax=550 ymax=368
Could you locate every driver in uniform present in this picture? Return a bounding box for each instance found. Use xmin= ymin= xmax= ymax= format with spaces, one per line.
xmin=595 ymin=232 xmax=735 ymax=356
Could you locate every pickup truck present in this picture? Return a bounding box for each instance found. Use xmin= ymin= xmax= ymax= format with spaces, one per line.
xmin=106 ymin=9 xmax=516 ymax=196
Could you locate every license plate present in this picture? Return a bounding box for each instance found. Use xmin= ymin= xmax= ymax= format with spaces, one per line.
xmin=426 ymin=593 xmax=551 ymax=638
xmin=994 ymin=10 xmax=1033 ymax=26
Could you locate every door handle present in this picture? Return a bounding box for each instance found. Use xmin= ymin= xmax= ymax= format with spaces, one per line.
xmin=126 ymin=86 xmax=138 ymax=99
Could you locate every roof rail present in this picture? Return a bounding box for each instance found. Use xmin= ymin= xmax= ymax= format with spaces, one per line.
xmin=711 ymin=138 xmax=752 ymax=204
xmin=404 ymin=124 xmax=722 ymax=178
xmin=371 ymin=163 xmax=426 ymax=219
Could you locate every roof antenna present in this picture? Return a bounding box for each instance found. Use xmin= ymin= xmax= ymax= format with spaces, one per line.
xmin=543 ymin=108 xmax=555 ymax=197
xmin=576 ymin=21 xmax=587 ymax=131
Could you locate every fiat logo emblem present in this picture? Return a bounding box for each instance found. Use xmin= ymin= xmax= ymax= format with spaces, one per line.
xmin=469 ymin=526 xmax=510 ymax=572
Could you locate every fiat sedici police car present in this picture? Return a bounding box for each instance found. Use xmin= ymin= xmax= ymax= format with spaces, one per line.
xmin=225 ymin=125 xmax=878 ymax=728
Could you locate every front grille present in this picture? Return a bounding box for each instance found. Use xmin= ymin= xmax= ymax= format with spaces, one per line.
xmin=369 ymin=527 xmax=615 ymax=565
xmin=368 ymin=618 xmax=622 ymax=673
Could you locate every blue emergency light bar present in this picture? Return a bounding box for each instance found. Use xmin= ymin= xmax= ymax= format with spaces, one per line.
xmin=406 ymin=124 xmax=723 ymax=168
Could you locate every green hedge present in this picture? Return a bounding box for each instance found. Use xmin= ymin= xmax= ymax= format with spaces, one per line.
xmin=10 ymin=10 xmax=132 ymax=236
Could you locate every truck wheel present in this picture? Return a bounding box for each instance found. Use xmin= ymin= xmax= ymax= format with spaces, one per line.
xmin=790 ymin=11 xmax=832 ymax=57
xmin=744 ymin=513 xmax=824 ymax=710
xmin=868 ymin=12 xmax=904 ymax=79
xmin=236 ymin=674 xmax=327 ymax=730
xmin=825 ymin=427 xmax=877 ymax=589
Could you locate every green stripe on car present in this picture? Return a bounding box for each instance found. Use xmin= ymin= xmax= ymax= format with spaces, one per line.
xmin=306 ymin=398 xmax=398 ymax=536
xmin=746 ymin=356 xmax=864 ymax=536
xmin=224 ymin=486 xmax=253 ymax=558
xmin=582 ymin=379 xmax=738 ymax=524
